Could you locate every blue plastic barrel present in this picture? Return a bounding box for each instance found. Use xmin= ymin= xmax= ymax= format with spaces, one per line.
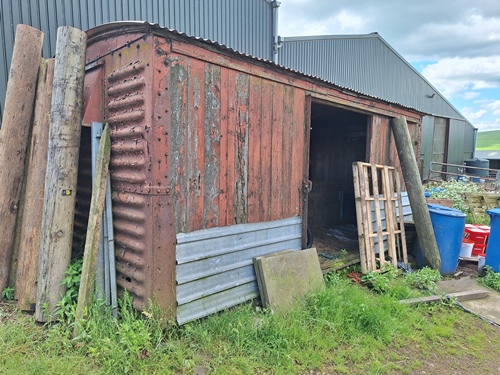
xmin=416 ymin=204 xmax=466 ymax=275
xmin=485 ymin=208 xmax=500 ymax=272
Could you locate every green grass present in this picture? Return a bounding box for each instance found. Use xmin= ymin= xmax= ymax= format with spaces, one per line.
xmin=476 ymin=130 xmax=500 ymax=150
xmin=1 ymin=270 xmax=499 ymax=374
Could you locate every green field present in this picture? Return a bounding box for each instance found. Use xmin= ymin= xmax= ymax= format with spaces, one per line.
xmin=476 ymin=130 xmax=500 ymax=150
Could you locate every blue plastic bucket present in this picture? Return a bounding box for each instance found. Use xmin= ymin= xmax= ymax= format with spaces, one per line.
xmin=416 ymin=204 xmax=466 ymax=274
xmin=485 ymin=208 xmax=500 ymax=272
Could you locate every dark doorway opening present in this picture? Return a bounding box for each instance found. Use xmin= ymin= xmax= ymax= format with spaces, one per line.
xmin=308 ymin=101 xmax=369 ymax=258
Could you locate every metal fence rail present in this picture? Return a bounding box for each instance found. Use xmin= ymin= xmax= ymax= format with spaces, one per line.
xmin=427 ymin=161 xmax=500 ymax=190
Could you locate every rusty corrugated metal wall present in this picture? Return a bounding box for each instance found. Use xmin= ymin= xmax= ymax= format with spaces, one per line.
xmin=85 ymin=29 xmax=176 ymax=312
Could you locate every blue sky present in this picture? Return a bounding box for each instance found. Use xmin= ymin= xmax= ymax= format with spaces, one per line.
xmin=278 ymin=0 xmax=500 ymax=132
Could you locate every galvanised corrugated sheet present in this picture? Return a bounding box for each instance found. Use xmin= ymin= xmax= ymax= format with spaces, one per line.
xmin=420 ymin=116 xmax=435 ymax=180
xmin=447 ymin=118 xmax=475 ymax=175
xmin=0 ymin=0 xmax=273 ymax=122
xmin=176 ymin=217 xmax=302 ymax=324
xmin=463 ymin=122 xmax=476 ymax=160
xmin=279 ymin=34 xmax=469 ymax=124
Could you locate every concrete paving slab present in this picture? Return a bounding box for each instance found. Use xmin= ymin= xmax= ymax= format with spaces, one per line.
xmin=254 ymin=250 xmax=295 ymax=307
xmin=437 ymin=277 xmax=500 ymax=325
xmin=254 ymin=248 xmax=324 ymax=314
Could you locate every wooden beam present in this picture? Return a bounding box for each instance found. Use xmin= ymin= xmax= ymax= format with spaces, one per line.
xmin=74 ymin=123 xmax=111 ymax=333
xmin=15 ymin=58 xmax=55 ymax=311
xmin=390 ymin=117 xmax=441 ymax=271
xmin=35 ymin=27 xmax=87 ymax=322
xmin=400 ymin=290 xmax=489 ymax=305
xmin=0 ymin=25 xmax=44 ymax=294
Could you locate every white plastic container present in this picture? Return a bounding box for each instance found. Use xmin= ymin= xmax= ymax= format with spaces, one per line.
xmin=459 ymin=241 xmax=474 ymax=258
xmin=478 ymin=255 xmax=486 ymax=271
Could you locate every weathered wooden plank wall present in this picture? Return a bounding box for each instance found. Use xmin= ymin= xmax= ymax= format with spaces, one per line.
xmin=169 ymin=52 xmax=306 ymax=233
xmin=368 ymin=114 xmax=420 ymax=189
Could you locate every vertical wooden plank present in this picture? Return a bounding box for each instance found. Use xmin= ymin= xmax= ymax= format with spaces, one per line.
xmin=382 ymin=166 xmax=398 ymax=265
xmin=353 ymin=163 xmax=368 ymax=273
xmin=218 ymin=67 xmax=229 ymax=227
xmin=225 ymin=69 xmax=237 ymax=225
xmin=203 ymin=63 xmax=221 ymax=228
xmin=282 ymin=86 xmax=293 ymax=217
xmin=260 ymin=80 xmax=273 ymax=222
xmin=390 ymin=127 xmax=402 ymax=171
xmin=358 ymin=163 xmax=376 ymax=272
xmin=291 ymin=90 xmax=305 ymax=216
xmin=170 ymin=54 xmax=189 ymax=232
xmin=234 ymin=73 xmax=249 ymax=224
xmin=35 ymin=26 xmax=87 ymax=322
xmin=187 ymin=58 xmax=205 ymax=231
xmin=366 ymin=116 xmax=374 ymax=163
xmin=270 ymin=82 xmax=284 ymax=220
xmin=301 ymin=95 xmax=312 ymax=249
xmin=74 ymin=124 xmax=111 ymax=333
xmin=247 ymin=76 xmax=262 ymax=222
xmin=15 ymin=58 xmax=55 ymax=311
xmin=370 ymin=164 xmax=386 ymax=266
xmin=394 ymin=169 xmax=408 ymax=264
xmin=0 ymin=25 xmax=43 ymax=293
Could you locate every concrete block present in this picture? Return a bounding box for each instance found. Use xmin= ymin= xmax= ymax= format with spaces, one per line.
xmin=254 ymin=248 xmax=324 ymax=314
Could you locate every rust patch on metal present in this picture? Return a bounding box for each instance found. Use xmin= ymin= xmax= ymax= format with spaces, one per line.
xmin=107 ymin=60 xmax=146 ymax=83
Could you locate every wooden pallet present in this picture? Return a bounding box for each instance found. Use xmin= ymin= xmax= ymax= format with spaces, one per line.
xmin=353 ymin=162 xmax=408 ymax=273
xmin=466 ymin=193 xmax=500 ymax=223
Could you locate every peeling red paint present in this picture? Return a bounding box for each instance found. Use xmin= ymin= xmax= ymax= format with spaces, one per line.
xmin=84 ymin=23 xmax=423 ymax=317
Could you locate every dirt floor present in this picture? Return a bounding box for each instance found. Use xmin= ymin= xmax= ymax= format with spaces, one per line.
xmin=311 ymin=225 xmax=361 ymax=273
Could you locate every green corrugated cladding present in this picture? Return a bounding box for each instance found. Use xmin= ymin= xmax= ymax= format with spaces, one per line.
xmin=420 ymin=116 xmax=435 ymax=181
xmin=448 ymin=118 xmax=475 ymax=176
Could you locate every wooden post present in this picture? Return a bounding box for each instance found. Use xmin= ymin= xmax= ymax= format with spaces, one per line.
xmin=0 ymin=25 xmax=44 ymax=293
xmin=15 ymin=58 xmax=55 ymax=311
xmin=75 ymin=124 xmax=111 ymax=332
xmin=390 ymin=116 xmax=441 ymax=270
xmin=35 ymin=27 xmax=87 ymax=322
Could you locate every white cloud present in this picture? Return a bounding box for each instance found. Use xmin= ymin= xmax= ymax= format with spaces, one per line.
xmin=335 ymin=10 xmax=366 ymax=33
xmin=279 ymin=9 xmax=367 ymax=36
xmin=278 ymin=1 xmax=500 ymax=132
xmin=486 ymin=100 xmax=500 ymax=115
xmin=461 ymin=108 xmax=487 ymax=121
xmin=421 ymin=56 xmax=500 ymax=97
xmin=474 ymin=118 xmax=500 ymax=132
xmin=462 ymin=92 xmax=480 ymax=100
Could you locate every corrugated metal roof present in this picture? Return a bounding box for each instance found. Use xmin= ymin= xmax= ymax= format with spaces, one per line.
xmin=475 ymin=150 xmax=500 ymax=160
xmin=86 ymin=21 xmax=427 ymax=116
xmin=0 ymin=0 xmax=274 ymax=123
xmin=279 ymin=33 xmax=473 ymax=127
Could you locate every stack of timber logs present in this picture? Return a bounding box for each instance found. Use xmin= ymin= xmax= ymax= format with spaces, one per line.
xmin=0 ymin=24 xmax=95 ymax=323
